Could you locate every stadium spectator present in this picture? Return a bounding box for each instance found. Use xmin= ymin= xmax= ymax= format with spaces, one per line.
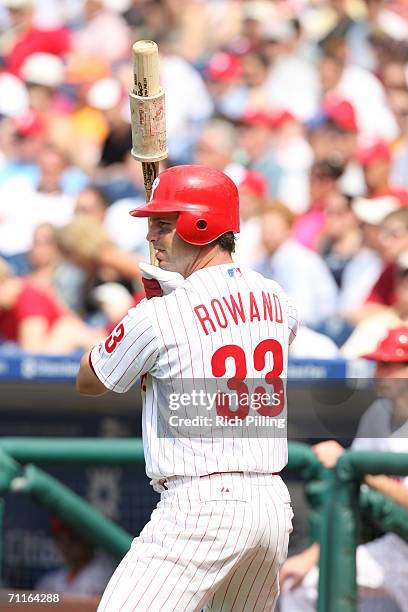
xmin=236 ymin=109 xmax=281 ymax=196
xmin=234 ymin=168 xmax=267 ymax=267
xmin=205 ymin=52 xmax=245 ymax=120
xmin=342 ymin=252 xmax=408 ymax=358
xmin=27 ymin=223 xmax=85 ymax=313
xmin=75 ymin=185 xmax=110 ymax=226
xmin=318 ymin=192 xmax=361 ymax=288
xmin=321 ymin=0 xmax=408 ymax=72
xmin=382 ymin=61 xmax=408 ymax=103
xmin=16 ymin=52 xmax=86 ymax=170
xmin=279 ymin=326 xmax=408 ymax=612
xmin=193 ymin=118 xmax=239 ymax=175
xmin=0 ymin=256 xmax=100 ymax=353
xmin=0 ymin=109 xmax=47 ymax=188
xmin=86 ymin=77 xmax=132 ymax=168
xmin=72 ymin=0 xmax=131 ymax=63
xmin=36 ymin=516 xmax=114 ymax=597
xmin=256 ymin=201 xmax=338 ymax=328
xmin=239 ymin=50 xmax=271 ymax=111
xmin=317 ymin=38 xmax=398 ymax=141
xmin=159 ymin=37 xmax=213 ymax=164
xmin=2 ymin=0 xmax=71 ymax=77
xmin=391 ymin=88 xmax=408 ymax=189
xmin=19 ymin=52 xmax=65 ymax=119
xmin=356 ymin=139 xmax=408 ymax=204
xmin=73 ymin=184 xmax=148 ymax=258
xmin=55 ymin=215 xmax=142 ymax=297
xmin=60 ymin=54 xmax=112 ymax=169
xmin=289 ymin=325 xmax=340 ymax=360
xmin=263 ymin=16 xmax=320 ymax=122
xmin=364 ymin=208 xmax=408 ymax=310
xmin=0 ymin=145 xmax=75 ymax=257
xmin=0 ymin=0 xmax=407 ymax=359
xmin=339 ymin=195 xmax=397 ymax=316
xmin=344 ymin=206 xmax=408 ymax=330
xmin=91 ymin=281 xmax=135 ymax=330
xmin=292 ymin=158 xmax=345 ymax=250
xmin=267 ymin=110 xmax=313 ymax=214
xmin=307 ymin=97 xmax=364 ymax=197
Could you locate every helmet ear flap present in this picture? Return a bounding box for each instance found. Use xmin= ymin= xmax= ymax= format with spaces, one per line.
xmin=176 ymin=211 xmax=212 ymax=245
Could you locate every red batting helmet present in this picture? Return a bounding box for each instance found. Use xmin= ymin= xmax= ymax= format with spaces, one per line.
xmin=363 ymin=327 xmax=408 ymax=362
xmin=129 ymin=165 xmax=240 ymax=245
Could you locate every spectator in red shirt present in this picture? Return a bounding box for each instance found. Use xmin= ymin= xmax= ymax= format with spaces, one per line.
xmin=356 ymin=140 xmax=408 ymax=205
xmin=0 ymin=257 xmax=101 ymax=353
xmin=367 ymin=208 xmax=408 ymax=304
xmin=4 ymin=0 xmax=71 ymax=77
xmin=350 ymin=208 xmax=408 ymax=323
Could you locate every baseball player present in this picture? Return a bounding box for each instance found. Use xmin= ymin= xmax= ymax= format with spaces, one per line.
xmin=77 ymin=165 xmax=298 ymax=612
xmin=279 ymin=327 xmax=408 ymax=612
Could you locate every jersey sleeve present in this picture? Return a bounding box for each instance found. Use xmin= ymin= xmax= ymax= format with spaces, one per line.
xmin=286 ymin=296 xmax=299 ymax=345
xmin=90 ymin=303 xmax=159 ymax=393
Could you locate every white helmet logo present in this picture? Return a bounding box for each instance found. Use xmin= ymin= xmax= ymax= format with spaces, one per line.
xmin=150 ymin=177 xmax=160 ymax=201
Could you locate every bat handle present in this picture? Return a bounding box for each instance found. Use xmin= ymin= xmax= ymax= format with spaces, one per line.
xmin=142 ymin=161 xmax=159 ymax=203
xmin=142 ymin=161 xmax=160 ymax=264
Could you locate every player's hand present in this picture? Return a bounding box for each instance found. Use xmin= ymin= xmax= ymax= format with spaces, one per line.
xmin=139 ymin=262 xmax=184 ymax=299
xmin=312 ymin=440 xmax=344 ymax=469
xmin=279 ymin=547 xmax=317 ymax=590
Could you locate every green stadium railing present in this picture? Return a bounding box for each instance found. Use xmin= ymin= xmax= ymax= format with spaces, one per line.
xmin=0 ymin=439 xmax=323 ymax=585
xmin=0 ymin=438 xmax=144 ymax=464
xmin=1 ymin=438 xmax=408 ymax=611
xmin=318 ymin=450 xmax=408 ymax=612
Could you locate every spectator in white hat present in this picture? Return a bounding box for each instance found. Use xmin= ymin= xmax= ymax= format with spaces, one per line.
xmin=337 ymin=195 xmax=397 ymax=322
xmin=19 ymin=52 xmax=67 ymax=138
xmin=86 ymin=78 xmax=131 ymax=169
xmin=346 ymin=206 xmax=408 ymax=324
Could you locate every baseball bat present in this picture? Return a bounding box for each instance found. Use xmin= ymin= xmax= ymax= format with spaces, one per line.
xmin=130 ymin=40 xmax=168 ymax=263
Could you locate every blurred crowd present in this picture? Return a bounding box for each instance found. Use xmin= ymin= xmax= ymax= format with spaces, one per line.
xmin=1 ymin=0 xmax=408 ymax=356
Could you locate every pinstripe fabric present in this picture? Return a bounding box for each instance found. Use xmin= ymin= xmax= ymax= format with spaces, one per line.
xmin=90 ymin=265 xmax=298 ymax=482
xmin=97 ymin=473 xmax=293 ymax=612
xmin=91 ymin=264 xmax=297 ymax=611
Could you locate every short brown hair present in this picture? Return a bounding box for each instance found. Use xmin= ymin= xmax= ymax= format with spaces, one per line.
xmin=216 ymin=232 xmax=236 ymax=254
xmin=55 ymin=216 xmax=112 ymax=261
xmin=260 ymin=200 xmax=296 ymax=228
xmin=383 ymin=207 xmax=408 ymax=229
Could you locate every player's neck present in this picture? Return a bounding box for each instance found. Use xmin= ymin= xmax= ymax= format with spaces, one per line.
xmin=184 ymin=247 xmax=233 ymax=277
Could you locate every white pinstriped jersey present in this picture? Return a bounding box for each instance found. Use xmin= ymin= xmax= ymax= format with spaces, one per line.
xmin=91 ymin=264 xmax=298 ymax=482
